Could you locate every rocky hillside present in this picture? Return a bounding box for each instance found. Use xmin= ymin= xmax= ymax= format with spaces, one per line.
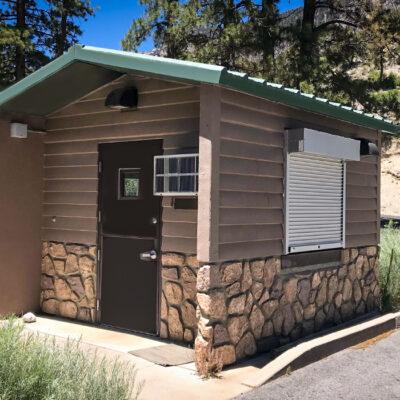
xmin=381 ymin=137 xmax=400 ymax=217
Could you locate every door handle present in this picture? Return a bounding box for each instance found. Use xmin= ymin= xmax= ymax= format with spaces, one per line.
xmin=140 ymin=250 xmax=157 ymax=261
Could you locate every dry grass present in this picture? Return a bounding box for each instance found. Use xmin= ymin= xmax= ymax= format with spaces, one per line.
xmin=380 ymin=225 xmax=400 ymax=311
xmin=352 ymin=330 xmax=395 ymax=350
xmin=0 ymin=318 xmax=142 ymax=400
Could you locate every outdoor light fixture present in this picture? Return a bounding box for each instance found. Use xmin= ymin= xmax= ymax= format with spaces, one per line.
xmin=105 ymin=87 xmax=138 ymax=110
xmin=360 ymin=139 xmax=380 ymax=156
xmin=10 ymin=122 xmax=28 ymax=138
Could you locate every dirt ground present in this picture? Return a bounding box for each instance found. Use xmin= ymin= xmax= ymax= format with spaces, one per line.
xmin=381 ymin=137 xmax=400 ymax=217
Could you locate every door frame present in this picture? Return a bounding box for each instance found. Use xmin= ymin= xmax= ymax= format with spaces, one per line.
xmin=95 ymin=139 xmax=163 ymax=335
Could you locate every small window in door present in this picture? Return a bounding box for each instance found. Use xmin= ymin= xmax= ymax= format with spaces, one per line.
xmin=119 ymin=168 xmax=141 ymax=200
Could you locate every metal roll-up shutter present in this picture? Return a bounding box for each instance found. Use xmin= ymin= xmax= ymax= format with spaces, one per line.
xmin=286 ymin=153 xmax=345 ymax=254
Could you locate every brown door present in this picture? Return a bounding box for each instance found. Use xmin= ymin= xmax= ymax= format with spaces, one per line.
xmin=99 ymin=140 xmax=162 ymax=334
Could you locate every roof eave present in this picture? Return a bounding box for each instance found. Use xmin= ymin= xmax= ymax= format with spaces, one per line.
xmin=0 ymin=46 xmax=76 ymax=108
xmin=219 ymin=71 xmax=400 ymax=136
xmin=0 ymin=44 xmax=398 ymax=136
xmin=74 ymin=45 xmax=225 ymax=84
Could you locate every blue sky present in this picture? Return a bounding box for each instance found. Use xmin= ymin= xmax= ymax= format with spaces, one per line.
xmin=78 ymin=0 xmax=303 ymax=51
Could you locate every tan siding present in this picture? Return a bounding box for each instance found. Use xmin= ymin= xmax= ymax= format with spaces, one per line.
xmin=42 ymin=216 xmax=97 ymax=231
xmin=42 ymin=228 xmax=97 ymax=244
xmin=43 ymin=75 xmax=199 ymax=248
xmin=44 ymin=179 xmax=98 ymax=192
xmin=219 ymin=224 xmax=283 ymax=243
xmin=219 ymin=191 xmax=283 ymax=209
xmin=44 ymin=118 xmax=199 ymax=143
xmin=46 ymin=103 xmax=199 ymax=132
xmin=346 ymin=155 xmax=379 ymax=247
xmin=44 ymin=191 xmax=98 ymax=205
xmin=161 ymin=198 xmax=197 ymax=254
xmin=219 ymin=208 xmax=283 ymax=225
xmin=220 ymin=139 xmax=283 ymax=162
xmin=44 ymin=153 xmax=98 ymax=167
xmin=51 ymin=86 xmax=199 ymax=118
xmin=220 ymin=157 xmax=283 ymax=178
xmin=219 ymin=240 xmax=283 ymax=261
xmin=218 ymin=89 xmax=285 ymax=260
xmin=215 ymin=87 xmax=379 ymax=262
xmin=221 ymin=88 xmax=378 ymax=142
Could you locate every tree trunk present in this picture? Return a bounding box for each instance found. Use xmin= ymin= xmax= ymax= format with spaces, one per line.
xmin=15 ymin=0 xmax=26 ymax=81
xmin=379 ymin=51 xmax=384 ymax=82
xmin=221 ymin=0 xmax=237 ymax=68
xmin=297 ymin=0 xmax=317 ymax=85
xmin=165 ymin=0 xmax=179 ymax=58
xmin=56 ymin=0 xmax=68 ymax=57
xmin=259 ymin=0 xmax=277 ymax=75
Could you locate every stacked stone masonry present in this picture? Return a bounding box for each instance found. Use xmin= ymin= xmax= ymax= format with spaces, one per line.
xmin=194 ymin=246 xmax=380 ymax=375
xmin=160 ymin=253 xmax=199 ymax=343
xmin=40 ymin=242 xmax=97 ymax=322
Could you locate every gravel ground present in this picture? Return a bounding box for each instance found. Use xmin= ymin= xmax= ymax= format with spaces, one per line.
xmin=237 ymin=329 xmax=400 ymax=400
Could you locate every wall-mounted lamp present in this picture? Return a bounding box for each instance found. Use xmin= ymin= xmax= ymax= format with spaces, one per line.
xmin=360 ymin=139 xmax=380 ymax=156
xmin=10 ymin=122 xmax=28 ymax=139
xmin=105 ymin=87 xmax=138 ymax=110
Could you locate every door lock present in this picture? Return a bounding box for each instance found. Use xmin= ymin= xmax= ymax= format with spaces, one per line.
xmin=151 ymin=217 xmax=158 ymax=225
xmin=140 ymin=250 xmax=158 ymax=261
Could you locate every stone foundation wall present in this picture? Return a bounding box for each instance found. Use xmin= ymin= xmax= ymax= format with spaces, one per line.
xmin=194 ymin=246 xmax=380 ymax=375
xmin=40 ymin=241 xmax=97 ymax=322
xmin=160 ymin=253 xmax=199 ymax=343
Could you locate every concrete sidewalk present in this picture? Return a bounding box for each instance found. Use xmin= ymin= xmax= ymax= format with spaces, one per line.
xmin=23 ymin=316 xmax=262 ymax=400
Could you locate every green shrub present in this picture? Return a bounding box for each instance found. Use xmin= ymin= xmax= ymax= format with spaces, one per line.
xmin=380 ymin=223 xmax=400 ymax=311
xmin=0 ymin=319 xmax=142 ymax=400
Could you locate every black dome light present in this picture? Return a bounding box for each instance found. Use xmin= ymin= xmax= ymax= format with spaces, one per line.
xmin=105 ymin=87 xmax=138 ymax=110
xmin=360 ymin=139 xmax=380 ymax=156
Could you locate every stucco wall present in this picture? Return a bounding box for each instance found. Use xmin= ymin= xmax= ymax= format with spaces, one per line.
xmin=0 ymin=120 xmax=43 ymax=316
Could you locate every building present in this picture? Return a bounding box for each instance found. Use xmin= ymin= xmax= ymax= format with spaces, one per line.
xmin=0 ymin=45 xmax=398 ymax=374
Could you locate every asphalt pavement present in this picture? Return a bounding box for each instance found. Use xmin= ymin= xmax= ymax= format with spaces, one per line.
xmin=237 ymin=329 xmax=400 ymax=400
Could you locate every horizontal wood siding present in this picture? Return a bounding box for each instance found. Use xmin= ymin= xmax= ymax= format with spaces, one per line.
xmin=216 ymin=87 xmax=379 ymax=261
xmin=346 ymin=155 xmax=379 ymax=248
xmin=43 ymin=75 xmax=199 ymax=253
xmin=218 ymin=89 xmax=284 ymax=260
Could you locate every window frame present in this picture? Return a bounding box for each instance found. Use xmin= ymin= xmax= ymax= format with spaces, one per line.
xmin=118 ymin=167 xmax=142 ymax=201
xmin=153 ymin=153 xmax=199 ymax=196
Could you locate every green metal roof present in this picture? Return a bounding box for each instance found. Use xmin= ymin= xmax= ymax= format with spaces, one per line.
xmin=0 ymin=44 xmax=398 ymax=134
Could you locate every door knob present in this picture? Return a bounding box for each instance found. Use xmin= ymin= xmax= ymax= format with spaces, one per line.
xmin=140 ymin=250 xmax=157 ymax=261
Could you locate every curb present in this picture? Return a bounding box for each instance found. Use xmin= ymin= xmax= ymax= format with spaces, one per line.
xmin=241 ymin=311 xmax=400 ymax=388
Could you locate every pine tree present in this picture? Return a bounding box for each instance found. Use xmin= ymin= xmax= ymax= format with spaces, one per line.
xmin=122 ymin=0 xmax=194 ymax=59
xmin=0 ymin=0 xmax=43 ymax=82
xmin=0 ymin=0 xmax=93 ymax=86
xmin=44 ymin=0 xmax=94 ymax=58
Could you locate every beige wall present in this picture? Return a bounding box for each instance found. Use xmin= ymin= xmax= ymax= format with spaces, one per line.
xmin=43 ymin=75 xmax=199 ymax=254
xmin=0 ymin=120 xmax=43 ymax=316
xmin=198 ymin=85 xmax=380 ymax=262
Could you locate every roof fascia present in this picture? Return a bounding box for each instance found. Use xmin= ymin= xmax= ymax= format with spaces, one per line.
xmin=219 ymin=71 xmax=400 ymax=136
xmin=74 ymin=46 xmax=225 ymax=85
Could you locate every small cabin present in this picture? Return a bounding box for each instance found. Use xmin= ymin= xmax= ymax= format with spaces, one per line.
xmin=0 ymin=45 xmax=398 ymax=373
